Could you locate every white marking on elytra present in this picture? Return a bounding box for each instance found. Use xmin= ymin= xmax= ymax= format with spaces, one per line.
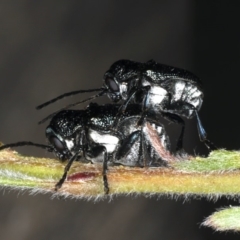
xmin=89 ymin=129 xmax=119 ymax=153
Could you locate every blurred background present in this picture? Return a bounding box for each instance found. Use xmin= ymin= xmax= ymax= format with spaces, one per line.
xmin=0 ymin=1 xmax=239 ymax=239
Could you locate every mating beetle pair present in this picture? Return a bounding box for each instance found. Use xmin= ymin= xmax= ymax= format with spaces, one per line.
xmin=0 ymin=59 xmax=215 ymax=194
xmin=38 ymin=59 xmax=215 ymax=151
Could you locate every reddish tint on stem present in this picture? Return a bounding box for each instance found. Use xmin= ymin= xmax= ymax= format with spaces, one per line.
xmin=67 ymin=172 xmax=97 ymax=181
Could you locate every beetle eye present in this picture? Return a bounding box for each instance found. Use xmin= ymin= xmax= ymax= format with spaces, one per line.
xmin=105 ymin=78 xmax=119 ymax=92
xmin=49 ymin=136 xmax=65 ymax=152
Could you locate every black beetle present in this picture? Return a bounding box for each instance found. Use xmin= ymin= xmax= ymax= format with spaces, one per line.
xmin=0 ymin=103 xmax=170 ymax=194
xmin=36 ymin=59 xmax=215 ymax=151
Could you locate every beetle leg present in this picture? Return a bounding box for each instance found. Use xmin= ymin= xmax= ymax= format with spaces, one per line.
xmin=115 ymin=130 xmax=141 ymax=163
xmin=161 ymin=112 xmax=185 ymax=152
xmin=102 ymin=147 xmax=109 ymax=194
xmin=164 ymin=102 xmax=216 ymax=151
xmin=137 ymin=85 xmax=151 ymax=126
xmin=55 ymin=151 xmax=80 ymax=191
xmin=111 ymin=87 xmax=138 ymax=129
xmin=194 ymin=110 xmax=217 ymax=150
xmin=83 ymin=145 xmax=110 ymax=194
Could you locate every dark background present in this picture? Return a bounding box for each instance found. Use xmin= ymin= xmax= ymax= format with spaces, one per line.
xmin=0 ymin=1 xmax=239 ymax=239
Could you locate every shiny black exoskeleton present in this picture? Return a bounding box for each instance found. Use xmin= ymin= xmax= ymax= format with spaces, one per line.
xmin=37 ymin=59 xmax=215 ymax=151
xmin=103 ymin=60 xmax=207 ymax=150
xmin=0 ymin=103 xmax=170 ymax=194
xmin=47 ymin=103 xmax=170 ymax=193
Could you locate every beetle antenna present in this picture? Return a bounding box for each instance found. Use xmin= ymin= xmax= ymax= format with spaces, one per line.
xmin=0 ymin=141 xmax=53 ymax=152
xmin=36 ymin=88 xmax=104 ymax=110
xmin=38 ymin=90 xmax=107 ymax=124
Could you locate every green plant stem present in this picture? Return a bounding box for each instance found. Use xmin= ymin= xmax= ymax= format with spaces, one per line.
xmin=1 ymin=148 xmax=240 ymax=197
xmin=1 ymin=148 xmax=240 ymax=231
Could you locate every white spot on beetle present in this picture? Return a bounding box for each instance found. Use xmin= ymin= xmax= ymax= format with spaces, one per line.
xmin=89 ymin=129 xmax=119 ymax=153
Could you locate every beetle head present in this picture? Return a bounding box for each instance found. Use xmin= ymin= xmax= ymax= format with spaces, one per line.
xmin=46 ymin=110 xmax=85 ymax=161
xmin=103 ymin=59 xmax=141 ymax=101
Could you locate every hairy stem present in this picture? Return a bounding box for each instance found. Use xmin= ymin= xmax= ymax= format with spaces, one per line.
xmin=1 ymin=147 xmax=240 ymax=231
